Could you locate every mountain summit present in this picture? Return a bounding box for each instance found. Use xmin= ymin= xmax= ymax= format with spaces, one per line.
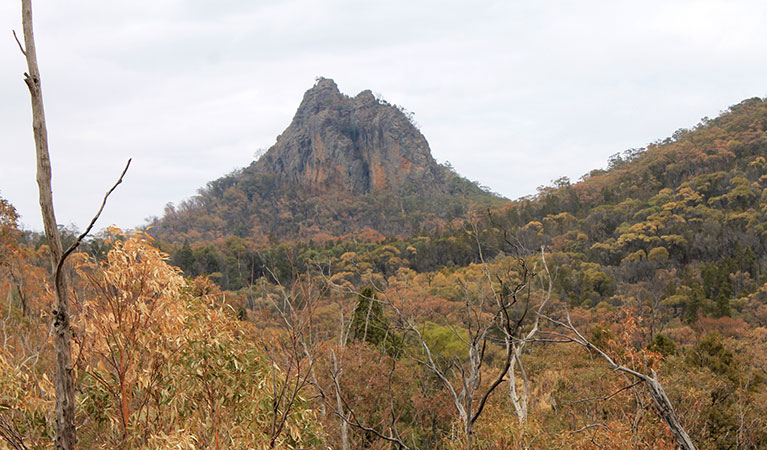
xmin=150 ymin=79 xmax=503 ymax=244
xmin=253 ymin=78 xmax=441 ymax=194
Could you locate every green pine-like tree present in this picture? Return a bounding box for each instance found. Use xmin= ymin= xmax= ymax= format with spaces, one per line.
xmin=349 ymin=287 xmax=402 ymax=356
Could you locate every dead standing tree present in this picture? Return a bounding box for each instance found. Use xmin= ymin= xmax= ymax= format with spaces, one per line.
xmin=387 ymin=259 xmax=533 ymax=450
xmin=472 ymin=221 xmax=554 ymax=427
xmin=506 ymin=246 xmax=552 ymax=425
xmin=325 ymin=224 xmax=540 ymax=449
xmin=541 ymin=310 xmax=698 ymax=450
xmin=16 ymin=1 xmax=130 ymax=448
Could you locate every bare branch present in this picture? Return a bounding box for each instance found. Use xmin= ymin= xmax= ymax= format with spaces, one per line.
xmin=55 ymin=158 xmax=131 ymax=286
xmin=543 ymin=308 xmax=698 ymax=450
xmin=569 ymin=381 xmax=642 ymax=404
xmin=12 ymin=30 xmax=26 ymax=56
xmin=570 ymin=423 xmax=606 ymax=434
xmin=0 ymin=414 xmax=30 ymax=450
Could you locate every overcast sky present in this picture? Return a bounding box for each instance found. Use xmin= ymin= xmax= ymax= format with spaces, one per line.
xmin=1 ymin=0 xmax=766 ymax=231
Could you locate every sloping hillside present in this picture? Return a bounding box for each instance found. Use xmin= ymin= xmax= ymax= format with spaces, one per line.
xmin=148 ymin=79 xmax=503 ymax=245
xmin=155 ymin=97 xmax=767 ymax=307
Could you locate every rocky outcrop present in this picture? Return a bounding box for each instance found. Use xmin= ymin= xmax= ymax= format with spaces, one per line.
xmin=149 ymin=78 xmax=504 ymax=244
xmin=253 ymin=78 xmax=441 ymax=194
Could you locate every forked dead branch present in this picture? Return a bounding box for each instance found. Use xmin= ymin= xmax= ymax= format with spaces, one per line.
xmin=539 ymin=308 xmax=698 ymax=450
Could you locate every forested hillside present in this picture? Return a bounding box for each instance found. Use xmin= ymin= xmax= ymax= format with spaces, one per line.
xmin=148 ymin=79 xmax=504 ymax=245
xmin=489 ymin=96 xmax=767 ymax=320
xmin=159 ymin=97 xmax=767 ymax=321
xmin=3 ymin=97 xmax=767 ymax=449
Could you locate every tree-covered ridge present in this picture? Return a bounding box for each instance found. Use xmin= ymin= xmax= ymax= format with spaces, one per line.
xmin=148 ymin=161 xmax=504 ymax=245
xmin=486 ymin=97 xmax=767 ymax=320
xmin=157 ymin=97 xmax=767 ymax=319
xmin=579 ymin=97 xmax=767 ymax=206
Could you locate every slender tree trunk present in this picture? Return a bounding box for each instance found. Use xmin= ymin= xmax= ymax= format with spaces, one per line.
xmin=17 ymin=285 xmax=27 ymax=318
xmin=119 ymin=373 xmax=130 ymax=436
xmin=465 ymin=422 xmax=472 ymax=450
xmin=509 ymin=350 xmax=529 ymax=424
xmin=643 ymin=374 xmax=696 ymax=450
xmin=335 ymin=384 xmax=349 ymax=450
xmin=330 ymin=350 xmax=349 ymax=450
xmin=19 ymin=1 xmax=77 ymax=448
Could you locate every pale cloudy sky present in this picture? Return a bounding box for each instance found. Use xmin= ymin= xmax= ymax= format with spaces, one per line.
xmin=1 ymin=0 xmax=766 ymax=231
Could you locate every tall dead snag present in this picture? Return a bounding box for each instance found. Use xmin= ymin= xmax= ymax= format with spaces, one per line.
xmin=17 ymin=1 xmax=76 ymax=447
xmin=507 ymin=246 xmax=552 ymax=425
xmin=542 ymin=310 xmax=697 ymax=450
xmin=404 ymin=275 xmax=527 ymax=449
xmin=17 ymin=1 xmax=130 ymax=448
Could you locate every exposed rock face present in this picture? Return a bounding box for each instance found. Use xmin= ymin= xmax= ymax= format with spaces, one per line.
xmin=253 ymin=78 xmax=441 ymax=194
xmin=149 ymin=78 xmax=504 ymax=244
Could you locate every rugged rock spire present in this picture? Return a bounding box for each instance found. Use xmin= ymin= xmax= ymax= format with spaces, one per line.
xmin=149 ymin=78 xmax=503 ymax=243
xmin=253 ymin=78 xmax=441 ymax=194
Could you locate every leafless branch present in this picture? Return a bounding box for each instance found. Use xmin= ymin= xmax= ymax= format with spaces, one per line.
xmin=0 ymin=414 xmax=30 ymax=450
xmin=569 ymin=381 xmax=642 ymax=404
xmin=12 ymin=30 xmax=26 ymax=56
xmin=570 ymin=423 xmax=605 ymax=434
xmin=542 ymin=308 xmax=698 ymax=450
xmin=55 ymin=158 xmax=131 ymax=287
xmin=332 ymin=378 xmax=410 ymax=449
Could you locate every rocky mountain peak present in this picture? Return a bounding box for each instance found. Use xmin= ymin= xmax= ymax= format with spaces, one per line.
xmin=253 ymin=78 xmax=441 ymax=194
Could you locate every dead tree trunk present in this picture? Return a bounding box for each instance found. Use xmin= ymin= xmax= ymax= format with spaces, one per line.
xmin=543 ymin=310 xmax=697 ymax=450
xmin=18 ymin=1 xmax=76 ymax=448
xmin=18 ymin=3 xmax=130 ymax=448
xmin=507 ymin=246 xmax=552 ymax=424
xmin=399 ymin=259 xmax=530 ymax=450
xmin=643 ymin=371 xmax=697 ymax=450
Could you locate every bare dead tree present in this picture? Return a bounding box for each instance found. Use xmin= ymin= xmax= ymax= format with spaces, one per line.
xmin=17 ymin=2 xmax=130 ymax=448
xmin=540 ymin=309 xmax=698 ymax=450
xmin=506 ymin=246 xmax=552 ymax=424
xmin=403 ymin=285 xmax=524 ymax=448
xmin=17 ymin=2 xmax=76 ymax=445
xmin=380 ymin=251 xmax=532 ymax=450
xmin=259 ymin=268 xmax=324 ymax=448
xmin=465 ymin=221 xmax=555 ymax=428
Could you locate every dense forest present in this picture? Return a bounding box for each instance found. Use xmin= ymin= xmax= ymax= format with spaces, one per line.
xmin=3 ymin=97 xmax=767 ymax=449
